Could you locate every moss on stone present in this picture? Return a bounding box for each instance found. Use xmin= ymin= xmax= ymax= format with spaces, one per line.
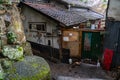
xmin=5 ymin=56 xmax=51 ymax=80
xmin=21 ymin=42 xmax=33 ymax=56
xmin=31 ymin=63 xmax=39 ymax=68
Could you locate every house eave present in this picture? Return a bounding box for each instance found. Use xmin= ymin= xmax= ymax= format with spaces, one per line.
xmin=20 ymin=2 xmax=62 ymax=24
xmin=19 ymin=2 xmax=86 ymax=27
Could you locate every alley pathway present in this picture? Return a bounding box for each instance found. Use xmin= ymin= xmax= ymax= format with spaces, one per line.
xmin=47 ymin=61 xmax=113 ymax=80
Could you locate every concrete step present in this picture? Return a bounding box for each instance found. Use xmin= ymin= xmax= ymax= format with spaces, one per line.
xmin=57 ymin=76 xmax=105 ymax=80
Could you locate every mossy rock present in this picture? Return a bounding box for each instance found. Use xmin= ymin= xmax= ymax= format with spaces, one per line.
xmin=5 ymin=56 xmax=51 ymax=80
xmin=2 ymin=45 xmax=23 ymax=60
xmin=21 ymin=42 xmax=33 ymax=56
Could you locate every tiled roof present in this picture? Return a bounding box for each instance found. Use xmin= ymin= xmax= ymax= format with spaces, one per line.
xmin=22 ymin=2 xmax=87 ymax=26
xmin=23 ymin=0 xmax=49 ymax=3
xmin=71 ymin=8 xmax=103 ymax=20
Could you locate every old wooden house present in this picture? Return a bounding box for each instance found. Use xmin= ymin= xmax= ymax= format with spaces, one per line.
xmin=20 ymin=0 xmax=104 ymax=62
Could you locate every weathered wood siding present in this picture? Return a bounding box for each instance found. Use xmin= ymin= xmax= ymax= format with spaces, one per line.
xmin=62 ymin=29 xmax=82 ymax=58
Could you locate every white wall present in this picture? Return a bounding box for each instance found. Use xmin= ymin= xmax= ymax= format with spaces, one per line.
xmin=22 ymin=6 xmax=59 ymax=48
xmin=108 ymin=0 xmax=120 ymax=21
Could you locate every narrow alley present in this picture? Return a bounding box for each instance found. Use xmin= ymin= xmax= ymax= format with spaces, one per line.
xmin=0 ymin=0 xmax=120 ymax=80
xmin=47 ymin=59 xmax=113 ymax=80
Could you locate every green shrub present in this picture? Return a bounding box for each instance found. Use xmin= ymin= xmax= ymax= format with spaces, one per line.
xmin=6 ymin=31 xmax=17 ymax=44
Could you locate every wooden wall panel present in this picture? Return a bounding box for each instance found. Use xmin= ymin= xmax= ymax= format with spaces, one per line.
xmin=68 ymin=41 xmax=80 ymax=57
xmin=62 ymin=30 xmax=82 ymax=58
xmin=63 ymin=31 xmax=79 ymax=41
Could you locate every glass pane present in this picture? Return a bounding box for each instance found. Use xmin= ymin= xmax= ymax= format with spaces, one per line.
xmin=36 ymin=24 xmax=42 ymax=30
xmin=29 ymin=24 xmax=32 ymax=29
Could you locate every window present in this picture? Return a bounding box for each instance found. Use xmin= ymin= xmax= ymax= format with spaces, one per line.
xmin=29 ymin=22 xmax=46 ymax=32
xmin=48 ymin=40 xmax=51 ymax=46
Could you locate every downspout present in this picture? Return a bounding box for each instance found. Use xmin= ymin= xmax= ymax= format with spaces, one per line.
xmin=104 ymin=0 xmax=110 ymax=50
xmin=51 ymin=25 xmax=54 ymax=60
xmin=59 ymin=28 xmax=63 ymax=61
xmin=105 ymin=0 xmax=110 ymax=21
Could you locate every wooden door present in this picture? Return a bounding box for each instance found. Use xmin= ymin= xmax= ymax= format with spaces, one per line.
xmin=62 ymin=30 xmax=82 ymax=58
xmin=82 ymin=31 xmax=101 ymax=61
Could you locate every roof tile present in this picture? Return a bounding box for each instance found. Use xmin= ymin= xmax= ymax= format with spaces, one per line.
xmin=24 ymin=2 xmax=87 ymax=26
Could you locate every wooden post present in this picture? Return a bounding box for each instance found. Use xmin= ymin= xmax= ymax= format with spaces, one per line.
xmin=59 ymin=28 xmax=63 ymax=61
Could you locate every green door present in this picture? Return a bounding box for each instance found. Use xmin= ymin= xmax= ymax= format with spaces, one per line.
xmin=82 ymin=31 xmax=101 ymax=61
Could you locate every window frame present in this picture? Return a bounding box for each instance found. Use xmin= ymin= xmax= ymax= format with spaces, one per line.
xmin=28 ymin=22 xmax=46 ymax=32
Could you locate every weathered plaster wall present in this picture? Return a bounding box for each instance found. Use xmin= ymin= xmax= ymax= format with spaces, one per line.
xmin=108 ymin=0 xmax=120 ymax=21
xmin=22 ymin=6 xmax=59 ymax=48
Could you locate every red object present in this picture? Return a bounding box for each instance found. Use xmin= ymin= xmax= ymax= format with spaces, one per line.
xmin=102 ymin=48 xmax=114 ymax=70
xmin=98 ymin=20 xmax=101 ymax=29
